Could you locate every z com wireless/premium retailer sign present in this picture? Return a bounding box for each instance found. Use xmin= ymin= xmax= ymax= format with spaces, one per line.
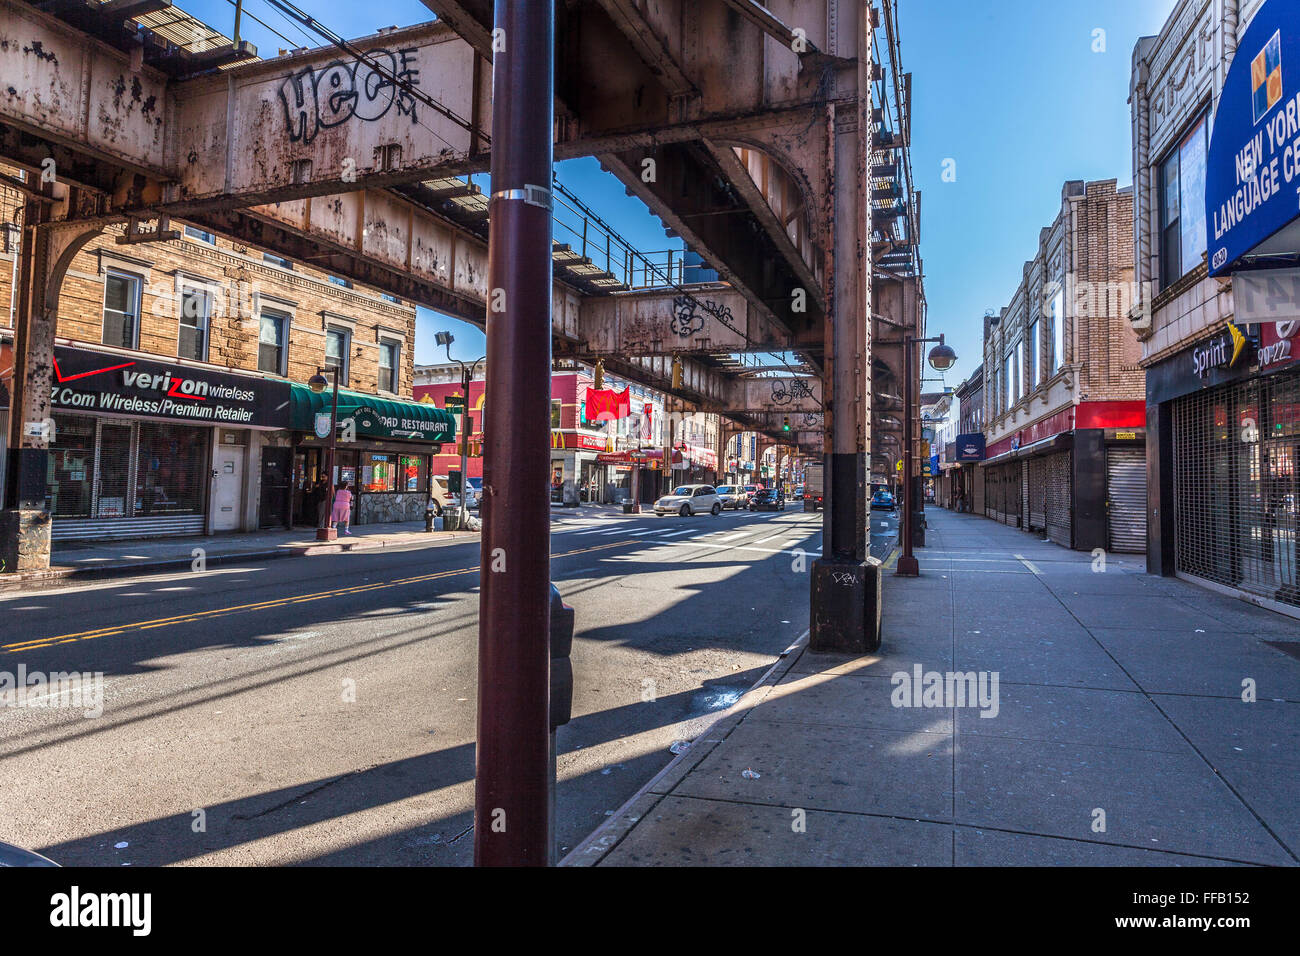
xmin=50 ymin=346 xmax=287 ymax=427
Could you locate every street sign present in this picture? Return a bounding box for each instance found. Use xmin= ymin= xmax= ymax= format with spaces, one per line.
xmin=444 ymin=395 xmax=466 ymax=407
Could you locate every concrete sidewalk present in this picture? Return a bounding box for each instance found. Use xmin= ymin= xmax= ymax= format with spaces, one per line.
xmin=565 ymin=509 xmax=1300 ymax=866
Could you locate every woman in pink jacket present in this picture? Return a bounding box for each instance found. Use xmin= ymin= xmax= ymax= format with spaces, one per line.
xmin=331 ymin=481 xmax=353 ymax=535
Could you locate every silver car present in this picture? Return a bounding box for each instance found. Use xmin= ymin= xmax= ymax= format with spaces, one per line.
xmin=714 ymin=485 xmax=747 ymax=510
xmin=654 ymin=484 xmax=723 ymax=516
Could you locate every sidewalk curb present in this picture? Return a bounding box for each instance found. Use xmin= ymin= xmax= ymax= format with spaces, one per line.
xmin=0 ymin=549 xmax=294 ymax=592
xmin=0 ymin=531 xmax=481 ymax=592
xmin=560 ymin=628 xmax=811 ymax=867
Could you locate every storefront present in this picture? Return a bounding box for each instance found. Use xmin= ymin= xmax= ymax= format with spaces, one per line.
xmin=43 ymin=345 xmax=285 ymax=540
xmin=980 ymin=403 xmax=1146 ymax=551
xmin=288 ymin=385 xmax=455 ymax=527
xmin=1147 ymin=325 xmax=1300 ymax=611
xmin=1164 ymin=0 xmax=1300 ymax=614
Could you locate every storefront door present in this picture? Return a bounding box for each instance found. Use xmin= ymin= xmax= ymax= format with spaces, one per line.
xmin=259 ymin=447 xmax=292 ymax=529
xmin=212 ymin=447 xmax=243 ymax=531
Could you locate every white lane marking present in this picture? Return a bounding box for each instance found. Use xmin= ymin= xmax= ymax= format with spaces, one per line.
xmin=658 ymin=529 xmax=697 ymax=538
xmin=715 ymin=533 xmax=750 ymax=542
xmin=603 ymin=527 xmax=650 ymax=535
xmin=752 ymin=533 xmax=785 ymax=545
xmin=1013 ymin=553 xmax=1042 ymax=574
xmin=574 ymin=527 xmax=615 ymax=535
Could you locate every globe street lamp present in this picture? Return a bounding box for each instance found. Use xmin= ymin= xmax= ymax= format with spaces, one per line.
xmin=308 ymin=367 xmax=341 ymax=541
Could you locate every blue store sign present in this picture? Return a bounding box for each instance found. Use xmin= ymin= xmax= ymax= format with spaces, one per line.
xmin=955 ymin=433 xmax=986 ymax=462
xmin=1206 ymin=0 xmax=1300 ymax=276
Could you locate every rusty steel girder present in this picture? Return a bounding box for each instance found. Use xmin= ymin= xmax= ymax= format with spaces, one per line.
xmin=575 ymin=286 xmax=797 ymax=356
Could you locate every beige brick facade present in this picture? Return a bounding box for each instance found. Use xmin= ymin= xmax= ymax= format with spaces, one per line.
xmin=982 ymin=178 xmax=1142 ymax=446
xmin=0 ymin=173 xmax=416 ymax=399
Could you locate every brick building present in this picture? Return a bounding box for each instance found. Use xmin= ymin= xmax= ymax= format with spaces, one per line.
xmin=1 ymin=169 xmax=453 ymax=539
xmin=979 ymin=178 xmax=1148 ymax=552
xmin=1131 ymin=0 xmax=1300 ymax=614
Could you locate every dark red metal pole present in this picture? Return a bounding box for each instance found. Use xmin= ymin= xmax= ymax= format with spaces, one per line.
xmin=475 ymin=0 xmax=555 ymax=866
xmin=897 ymin=335 xmax=919 ymax=576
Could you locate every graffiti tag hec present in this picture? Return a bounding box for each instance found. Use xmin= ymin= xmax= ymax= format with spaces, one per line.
xmin=770 ymin=378 xmax=815 ymax=406
xmin=279 ymin=48 xmax=421 ymax=144
xmin=671 ymin=296 xmax=735 ymax=338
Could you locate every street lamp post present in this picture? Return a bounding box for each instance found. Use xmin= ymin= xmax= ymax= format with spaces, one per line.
xmin=897 ymin=333 xmax=957 ymax=577
xmin=435 ymin=331 xmax=486 ymax=529
xmin=307 ymin=367 xmax=340 ymax=542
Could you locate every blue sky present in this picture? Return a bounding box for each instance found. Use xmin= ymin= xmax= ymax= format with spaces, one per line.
xmin=183 ymin=0 xmax=1176 ymax=375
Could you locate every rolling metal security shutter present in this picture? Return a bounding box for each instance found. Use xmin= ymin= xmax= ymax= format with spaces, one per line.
xmin=1045 ymin=451 xmax=1073 ymax=548
xmin=1173 ymin=370 xmax=1299 ymax=609
xmin=1027 ymin=457 xmax=1048 ymax=531
xmin=1106 ymin=447 xmax=1146 ymax=553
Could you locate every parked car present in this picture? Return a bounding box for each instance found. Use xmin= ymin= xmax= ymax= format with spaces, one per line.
xmin=714 ymin=485 xmax=747 ymax=510
xmin=655 ymin=484 xmax=723 ymax=516
xmin=465 ymin=476 xmax=483 ymax=510
xmin=871 ymin=489 xmax=896 ymax=510
xmin=749 ymin=487 xmax=785 ymax=511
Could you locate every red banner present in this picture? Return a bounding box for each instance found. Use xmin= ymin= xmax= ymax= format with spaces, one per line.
xmin=585 ymin=387 xmax=631 ymax=422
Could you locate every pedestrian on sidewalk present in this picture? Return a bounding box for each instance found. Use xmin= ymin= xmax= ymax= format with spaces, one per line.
xmin=331 ymin=481 xmax=353 ymax=535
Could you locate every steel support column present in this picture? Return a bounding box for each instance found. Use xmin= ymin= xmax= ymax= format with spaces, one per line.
xmin=2 ymin=192 xmax=101 ymax=573
xmin=808 ymin=2 xmax=880 ymax=654
xmin=475 ymin=0 xmax=555 ymax=867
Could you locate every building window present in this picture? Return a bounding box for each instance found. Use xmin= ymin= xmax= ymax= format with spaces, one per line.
xmin=1004 ymin=349 xmax=1016 ymax=409
xmin=258 ymin=310 xmax=289 ymax=375
xmin=378 ymin=340 xmax=399 ymax=392
xmin=327 ymin=275 xmax=353 ymax=288
xmin=361 ymin=453 xmax=397 ymax=493
xmin=1050 ymin=289 xmax=1064 ymax=373
xmin=184 ymin=225 xmax=216 ymax=244
xmin=1027 ymin=319 xmax=1039 ymax=390
xmin=103 ymin=269 xmax=141 ymax=349
xmin=263 ymin=252 xmax=293 ymax=270
xmin=380 ymin=293 xmax=400 ymax=304
xmin=1158 ymin=113 xmax=1209 ymax=290
xmin=179 ymin=286 xmax=210 ymax=361
xmin=551 ymin=399 xmax=562 ymax=428
xmin=399 ymin=454 xmax=424 ymax=492
xmin=325 ymin=327 xmax=350 ymax=386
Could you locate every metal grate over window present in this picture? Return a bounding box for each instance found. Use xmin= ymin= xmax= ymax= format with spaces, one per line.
xmin=1173 ymin=369 xmax=1300 ymax=609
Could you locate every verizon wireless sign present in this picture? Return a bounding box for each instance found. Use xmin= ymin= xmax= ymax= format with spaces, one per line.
xmin=50 ymin=346 xmax=288 ymax=427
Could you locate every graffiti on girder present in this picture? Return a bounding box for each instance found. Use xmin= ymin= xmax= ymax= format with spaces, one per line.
xmin=279 ymin=48 xmax=421 ymax=144
xmin=671 ymin=296 xmax=734 ymax=338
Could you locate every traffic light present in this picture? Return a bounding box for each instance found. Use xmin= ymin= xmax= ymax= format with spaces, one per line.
xmin=593 ymin=358 xmax=605 ymax=390
xmin=671 ymin=355 xmax=683 ymax=390
xmin=782 ymin=416 xmax=791 ymax=432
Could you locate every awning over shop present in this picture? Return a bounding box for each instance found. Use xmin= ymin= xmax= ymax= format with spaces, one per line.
xmin=289 ymin=384 xmax=456 ymax=443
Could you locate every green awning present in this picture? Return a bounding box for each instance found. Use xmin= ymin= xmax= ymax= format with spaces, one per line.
xmin=289 ymin=384 xmax=456 ymax=444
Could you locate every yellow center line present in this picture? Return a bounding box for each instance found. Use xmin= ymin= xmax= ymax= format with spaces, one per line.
xmin=3 ymin=539 xmax=632 ymax=654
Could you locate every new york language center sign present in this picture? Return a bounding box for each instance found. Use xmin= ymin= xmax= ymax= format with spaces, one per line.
xmin=1206 ymin=0 xmax=1300 ymax=276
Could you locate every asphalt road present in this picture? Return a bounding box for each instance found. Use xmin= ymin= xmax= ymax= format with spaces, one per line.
xmin=0 ymin=503 xmax=868 ymax=866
